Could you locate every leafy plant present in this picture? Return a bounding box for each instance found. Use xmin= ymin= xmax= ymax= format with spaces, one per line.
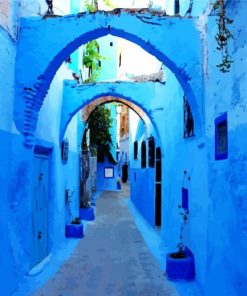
xmin=85 ymin=0 xmax=114 ymax=13
xmin=83 ymin=40 xmax=105 ymax=83
xmin=71 ymin=217 xmax=81 ymax=224
xmin=84 ymin=105 xmax=116 ymax=163
xmin=212 ymin=0 xmax=233 ymax=73
xmin=85 ymin=0 xmax=98 ymax=12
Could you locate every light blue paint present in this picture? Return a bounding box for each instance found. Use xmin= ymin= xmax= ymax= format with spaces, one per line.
xmin=31 ymin=155 xmax=49 ymax=268
xmin=61 ymin=80 xmax=164 ymax=145
xmin=97 ymin=35 xmax=118 ymax=81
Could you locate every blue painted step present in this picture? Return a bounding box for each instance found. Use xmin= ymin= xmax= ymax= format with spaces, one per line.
xmin=79 ymin=207 xmax=95 ymax=221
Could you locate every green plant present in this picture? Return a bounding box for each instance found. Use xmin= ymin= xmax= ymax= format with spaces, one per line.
xmin=71 ymin=217 xmax=81 ymax=224
xmin=85 ymin=0 xmax=114 ymax=12
xmin=213 ymin=0 xmax=233 ymax=73
xmin=83 ymin=40 xmax=105 ymax=83
xmin=84 ymin=105 xmax=116 ymax=163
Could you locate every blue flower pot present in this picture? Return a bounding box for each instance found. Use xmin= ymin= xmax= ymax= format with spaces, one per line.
xmin=65 ymin=223 xmax=83 ymax=238
xmin=79 ymin=207 xmax=95 ymax=221
xmin=166 ymin=247 xmax=195 ymax=281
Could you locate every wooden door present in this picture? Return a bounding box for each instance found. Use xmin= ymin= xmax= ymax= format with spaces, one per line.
xmin=30 ymin=155 xmax=49 ymax=268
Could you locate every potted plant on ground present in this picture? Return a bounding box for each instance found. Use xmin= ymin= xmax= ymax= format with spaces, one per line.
xmin=166 ymin=205 xmax=195 ymax=280
xmin=65 ymin=189 xmax=84 ymax=238
xmin=79 ymin=191 xmax=95 ymax=221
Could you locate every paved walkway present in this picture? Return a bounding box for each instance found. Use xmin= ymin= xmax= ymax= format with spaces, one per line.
xmin=32 ymin=185 xmax=179 ymax=296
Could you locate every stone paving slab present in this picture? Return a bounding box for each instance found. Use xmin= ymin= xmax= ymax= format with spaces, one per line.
xmin=31 ymin=186 xmax=179 ymax=296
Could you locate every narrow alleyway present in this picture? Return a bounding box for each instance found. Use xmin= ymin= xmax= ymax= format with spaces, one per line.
xmin=31 ymin=185 xmax=178 ymax=296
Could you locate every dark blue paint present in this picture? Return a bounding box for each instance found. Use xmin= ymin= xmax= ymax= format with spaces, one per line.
xmin=182 ymin=187 xmax=189 ymax=210
xmin=166 ymin=247 xmax=195 ymax=281
xmin=215 ymin=112 xmax=228 ymax=160
xmin=65 ymin=223 xmax=84 ymax=238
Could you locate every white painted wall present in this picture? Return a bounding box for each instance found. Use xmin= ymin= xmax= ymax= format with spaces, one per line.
xmin=20 ymin=0 xmax=70 ymax=17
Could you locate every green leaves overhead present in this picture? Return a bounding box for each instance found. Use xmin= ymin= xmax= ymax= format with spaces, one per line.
xmin=86 ymin=105 xmax=116 ymax=163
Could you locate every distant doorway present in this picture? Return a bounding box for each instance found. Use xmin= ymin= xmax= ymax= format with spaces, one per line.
xmin=30 ymin=147 xmax=50 ymax=268
xmin=155 ymin=147 xmax=162 ymax=226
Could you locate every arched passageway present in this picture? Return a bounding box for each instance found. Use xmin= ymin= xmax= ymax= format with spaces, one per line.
xmin=61 ymin=80 xmax=164 ymax=146
xmin=15 ymin=10 xmax=203 ymax=146
xmin=62 ymin=89 xmax=163 ymax=227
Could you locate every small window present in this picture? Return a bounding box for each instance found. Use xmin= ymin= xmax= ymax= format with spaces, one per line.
xmin=61 ymin=139 xmax=69 ymax=163
xmin=119 ymin=54 xmax=122 ymax=67
xmin=148 ymin=137 xmax=155 ymax=167
xmin=215 ymin=112 xmax=228 ymax=160
xmin=183 ymin=96 xmax=194 ymax=138
xmin=110 ymin=42 xmax=113 ymax=46
xmin=134 ymin=141 xmax=138 ymax=160
xmin=141 ymin=141 xmax=146 ymax=168
xmin=174 ymin=0 xmax=180 ymax=14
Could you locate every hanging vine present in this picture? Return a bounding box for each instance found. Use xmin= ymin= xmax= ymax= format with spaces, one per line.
xmin=213 ymin=0 xmax=233 ymax=73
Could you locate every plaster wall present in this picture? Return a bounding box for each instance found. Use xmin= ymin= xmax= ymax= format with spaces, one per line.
xmin=201 ymin=2 xmax=247 ymax=295
xmin=0 ymin=0 xmax=20 ymax=39
xmin=96 ymin=160 xmax=118 ymax=191
xmin=116 ymin=38 xmax=162 ymax=80
xmin=128 ymin=67 xmax=209 ymax=287
xmin=15 ymin=12 xmax=203 ymax=147
xmin=97 ymin=35 xmax=118 ymax=81
xmin=20 ymin=0 xmax=70 ymax=17
xmin=35 ymin=64 xmax=82 ymax=250
xmin=2 ymin=63 xmax=82 ymax=294
xmin=0 ymin=21 xmax=19 ymax=296
xmin=164 ymin=0 xmax=210 ymax=16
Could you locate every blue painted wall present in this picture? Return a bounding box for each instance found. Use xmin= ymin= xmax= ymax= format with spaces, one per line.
xmin=130 ymin=168 xmax=155 ymax=226
xmin=1 ymin=2 xmax=247 ymax=295
xmin=96 ymin=160 xmax=118 ymax=191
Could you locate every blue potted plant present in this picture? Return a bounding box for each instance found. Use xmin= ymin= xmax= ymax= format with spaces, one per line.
xmin=65 ymin=189 xmax=84 ymax=238
xmin=65 ymin=217 xmax=84 ymax=238
xmin=166 ymin=206 xmax=195 ymax=281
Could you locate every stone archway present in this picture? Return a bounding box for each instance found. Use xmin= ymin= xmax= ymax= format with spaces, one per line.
xmin=15 ymin=10 xmax=203 ymax=146
xmin=60 ymin=81 xmax=164 ymax=146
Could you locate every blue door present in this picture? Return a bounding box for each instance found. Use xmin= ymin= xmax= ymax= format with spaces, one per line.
xmin=30 ymin=155 xmax=49 ymax=268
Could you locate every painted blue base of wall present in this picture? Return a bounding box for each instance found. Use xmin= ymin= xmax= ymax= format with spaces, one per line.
xmin=130 ymin=168 xmax=155 ymax=226
xmin=65 ymin=223 xmax=84 ymax=238
xmin=79 ymin=207 xmax=95 ymax=221
xmin=166 ymin=247 xmax=195 ymax=281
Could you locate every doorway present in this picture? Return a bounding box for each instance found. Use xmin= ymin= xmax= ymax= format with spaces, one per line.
xmin=30 ymin=147 xmax=50 ymax=268
xmin=155 ymin=147 xmax=162 ymax=227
